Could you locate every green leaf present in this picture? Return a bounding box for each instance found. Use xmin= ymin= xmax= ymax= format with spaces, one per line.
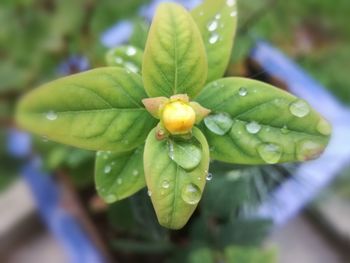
xmin=95 ymin=145 xmax=145 ymax=203
xmin=224 ymin=246 xmax=277 ymax=263
xmin=129 ymin=19 xmax=150 ymax=50
xmin=142 ymin=2 xmax=208 ymax=98
xmin=16 ymin=67 xmax=157 ymax=152
xmin=144 ymin=127 xmax=210 ymax=229
xmin=106 ymin=45 xmax=143 ymax=74
xmin=188 ymin=248 xmax=215 ymax=263
xmin=196 ymin=78 xmax=331 ymax=164
xmin=192 ymin=0 xmax=238 ymax=83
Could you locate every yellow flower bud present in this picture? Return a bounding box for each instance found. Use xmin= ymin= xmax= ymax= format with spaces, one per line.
xmin=162 ymin=101 xmax=196 ymax=134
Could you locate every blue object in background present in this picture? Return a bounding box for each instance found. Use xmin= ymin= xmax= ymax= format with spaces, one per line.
xmin=139 ymin=0 xmax=202 ymax=20
xmin=57 ymin=55 xmax=90 ymax=76
xmin=100 ymin=20 xmax=134 ymax=48
xmin=6 ymin=129 xmax=31 ymax=158
xmin=22 ymin=157 xmax=105 ymax=263
xmin=250 ymin=41 xmax=350 ymax=226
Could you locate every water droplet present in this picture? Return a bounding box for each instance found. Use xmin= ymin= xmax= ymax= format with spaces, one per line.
xmin=168 ymin=141 xmax=175 ymax=160
xmin=209 ymin=33 xmax=219 ymax=44
xmin=281 ymin=125 xmax=289 ymax=134
xmin=204 ymin=113 xmax=233 ymax=135
xmin=117 ymin=178 xmax=122 ymax=185
xmin=46 ymin=111 xmax=57 ymax=121
xmin=104 ymin=165 xmax=112 ymax=174
xmin=132 ymin=169 xmax=139 ymax=176
xmin=124 ymin=62 xmax=139 ymax=73
xmin=41 ymin=136 xmax=49 ymax=142
xmin=238 ymin=87 xmax=248 ymax=96
xmin=289 ymin=100 xmax=310 ymax=118
xmin=207 ymin=20 xmax=218 ymax=32
xmin=317 ymin=118 xmax=332 ymax=136
xmin=246 ymin=121 xmax=261 ymax=134
xmin=230 ymin=10 xmax=237 ymax=17
xmin=215 ymin=14 xmax=221 ymax=20
xmin=197 ymin=176 xmax=201 ymax=181
xmin=115 ymin=57 xmax=123 ymax=64
xmin=296 ymin=140 xmax=324 ymax=161
xmin=206 ymin=173 xmax=213 ymax=181
xmin=226 ymin=0 xmax=236 ymax=6
xmin=147 ymin=190 xmax=152 ymax=197
xmin=105 ymin=194 xmax=117 ymax=203
xmin=111 ymin=161 xmax=116 ymax=165
xmin=257 ymin=143 xmax=282 ymax=164
xmin=123 ymin=139 xmax=129 ymax=145
xmin=126 ymin=46 xmax=137 ymax=56
xmin=199 ymin=11 xmax=204 ymax=16
xmin=162 ymin=180 xmax=170 ymax=189
xmin=181 ymin=184 xmax=201 ymax=205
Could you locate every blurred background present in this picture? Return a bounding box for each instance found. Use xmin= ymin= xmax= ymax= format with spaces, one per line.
xmin=0 ymin=0 xmax=350 ymax=262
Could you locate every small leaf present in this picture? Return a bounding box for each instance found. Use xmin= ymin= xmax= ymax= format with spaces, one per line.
xmin=168 ymin=137 xmax=202 ymax=170
xmin=192 ymin=0 xmax=238 ymax=83
xmin=106 ymin=45 xmax=143 ymax=74
xmin=196 ymin=78 xmax=331 ymax=164
xmin=224 ymin=246 xmax=277 ymax=263
xmin=16 ymin=67 xmax=156 ymax=152
xmin=142 ymin=3 xmax=208 ymax=98
xmin=144 ymin=127 xmax=209 ymax=229
xmin=95 ymin=145 xmax=145 ymax=203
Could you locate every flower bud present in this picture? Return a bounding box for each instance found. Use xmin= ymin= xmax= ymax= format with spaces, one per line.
xmin=162 ymin=101 xmax=196 ymax=134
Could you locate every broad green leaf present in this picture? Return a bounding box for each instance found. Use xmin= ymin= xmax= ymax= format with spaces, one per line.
xmin=224 ymin=246 xmax=277 ymax=263
xmin=144 ymin=127 xmax=209 ymax=229
xmin=196 ymin=78 xmax=331 ymax=164
xmin=16 ymin=67 xmax=156 ymax=152
xmin=142 ymin=3 xmax=207 ymax=98
xmin=95 ymin=145 xmax=145 ymax=203
xmin=106 ymin=45 xmax=143 ymax=74
xmin=192 ymin=0 xmax=237 ymax=83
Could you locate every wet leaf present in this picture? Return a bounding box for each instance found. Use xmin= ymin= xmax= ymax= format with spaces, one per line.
xmin=196 ymin=78 xmax=331 ymax=164
xmin=192 ymin=0 xmax=238 ymax=83
xmin=142 ymin=3 xmax=207 ymax=98
xmin=144 ymin=127 xmax=209 ymax=229
xmin=106 ymin=45 xmax=143 ymax=74
xmin=168 ymin=137 xmax=202 ymax=170
xmin=95 ymin=145 xmax=145 ymax=203
xmin=16 ymin=67 xmax=156 ymax=152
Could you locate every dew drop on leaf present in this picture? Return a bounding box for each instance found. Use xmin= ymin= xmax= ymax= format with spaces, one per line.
xmin=105 ymin=194 xmax=117 ymax=203
xmin=257 ymin=143 xmax=282 ymax=164
xmin=204 ymin=113 xmax=233 ymax=135
xmin=132 ymin=169 xmax=139 ymax=176
xmin=281 ymin=125 xmax=289 ymax=134
xmin=289 ymin=100 xmax=310 ymax=118
xmin=46 ymin=111 xmax=57 ymax=121
xmin=246 ymin=121 xmax=261 ymax=134
xmin=296 ymin=140 xmax=324 ymax=161
xmin=115 ymin=57 xmax=123 ymax=64
xmin=209 ymin=33 xmax=219 ymax=44
xmin=168 ymin=140 xmax=202 ymax=170
xmin=104 ymin=165 xmax=112 ymax=174
xmin=147 ymin=190 xmax=152 ymax=197
xmin=226 ymin=0 xmax=236 ymax=7
xmin=215 ymin=14 xmax=221 ymax=20
xmin=124 ymin=62 xmax=139 ymax=73
xmin=126 ymin=46 xmax=137 ymax=56
xmin=181 ymin=184 xmax=201 ymax=205
xmin=207 ymin=20 xmax=218 ymax=32
xmin=238 ymin=87 xmax=248 ymax=96
xmin=230 ymin=10 xmax=237 ymax=17
xmin=316 ymin=118 xmax=332 ymax=136
xmin=206 ymin=172 xmax=213 ymax=181
xmin=117 ymin=178 xmax=122 ymax=185
xmin=161 ymin=180 xmax=170 ymax=189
